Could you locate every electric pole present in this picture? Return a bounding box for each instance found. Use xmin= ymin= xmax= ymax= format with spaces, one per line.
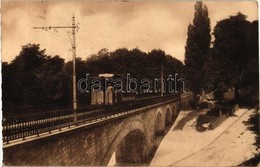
xmin=33 ymin=14 xmax=79 ymax=125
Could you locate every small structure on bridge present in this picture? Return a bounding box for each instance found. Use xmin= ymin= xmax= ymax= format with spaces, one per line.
xmin=91 ymin=73 xmax=115 ymax=105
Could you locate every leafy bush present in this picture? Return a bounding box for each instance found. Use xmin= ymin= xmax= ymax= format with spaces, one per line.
xmin=196 ymin=114 xmax=210 ymax=132
xmin=196 ymin=114 xmax=209 ymax=126
xmin=206 ymin=106 xmax=220 ymax=117
xmin=243 ymin=108 xmax=259 ymax=149
xmin=196 ymin=108 xmax=221 ymax=132
xmin=189 ymin=99 xmax=198 ymax=109
xmin=199 ymin=102 xmax=209 ymax=109
xmin=238 ymin=153 xmax=260 ymax=166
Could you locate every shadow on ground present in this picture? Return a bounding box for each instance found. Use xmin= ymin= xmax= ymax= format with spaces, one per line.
xmin=173 ymin=111 xmax=199 ymax=130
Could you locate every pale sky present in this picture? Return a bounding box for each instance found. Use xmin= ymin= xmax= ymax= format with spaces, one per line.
xmin=1 ymin=0 xmax=258 ymax=63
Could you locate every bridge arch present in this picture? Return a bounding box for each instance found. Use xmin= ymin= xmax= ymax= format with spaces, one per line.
xmin=154 ymin=111 xmax=164 ymax=136
xmin=172 ymin=104 xmax=177 ymax=119
xmin=115 ymin=129 xmax=147 ymax=164
xmin=102 ymin=119 xmax=149 ymax=165
xmin=165 ymin=107 xmax=172 ymax=126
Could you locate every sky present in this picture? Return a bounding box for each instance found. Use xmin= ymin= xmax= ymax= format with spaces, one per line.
xmin=1 ymin=0 xmax=258 ymax=63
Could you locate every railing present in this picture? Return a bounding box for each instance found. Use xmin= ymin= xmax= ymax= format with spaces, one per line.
xmin=3 ymin=114 xmax=73 ymax=143
xmin=3 ymin=93 xmax=180 ymax=144
xmin=2 ymin=106 xmax=106 ymax=144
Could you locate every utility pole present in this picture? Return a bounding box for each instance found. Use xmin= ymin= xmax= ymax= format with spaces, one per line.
xmin=33 ymin=14 xmax=79 ymax=125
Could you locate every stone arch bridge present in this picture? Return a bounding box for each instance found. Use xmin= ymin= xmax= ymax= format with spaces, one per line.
xmin=3 ymin=93 xmax=192 ymax=166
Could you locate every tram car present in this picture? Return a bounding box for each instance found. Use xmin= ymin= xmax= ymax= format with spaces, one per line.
xmin=90 ymin=73 xmax=137 ymax=106
xmin=91 ymin=88 xmax=136 ymax=105
xmin=90 ymin=73 xmax=164 ymax=106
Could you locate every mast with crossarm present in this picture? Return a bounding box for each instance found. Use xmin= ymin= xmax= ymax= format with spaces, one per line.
xmin=33 ymin=14 xmax=79 ymax=125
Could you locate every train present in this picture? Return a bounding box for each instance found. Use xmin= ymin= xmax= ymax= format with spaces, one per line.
xmin=91 ymin=90 xmax=166 ymax=105
xmin=90 ymin=73 xmax=180 ymax=106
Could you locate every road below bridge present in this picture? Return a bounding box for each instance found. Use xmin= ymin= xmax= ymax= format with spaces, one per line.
xmin=150 ymin=108 xmax=257 ymax=166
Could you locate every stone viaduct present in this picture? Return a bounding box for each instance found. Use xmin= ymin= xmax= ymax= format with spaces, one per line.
xmin=3 ymin=93 xmax=193 ymax=166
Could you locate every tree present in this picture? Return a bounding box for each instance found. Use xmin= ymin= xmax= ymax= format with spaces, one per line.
xmin=10 ymin=43 xmax=47 ymax=106
xmin=184 ymin=1 xmax=211 ymax=95
xmin=2 ymin=44 xmax=68 ymax=116
xmin=238 ymin=20 xmax=259 ymax=106
xmin=212 ymin=13 xmax=257 ymax=105
xmin=86 ymin=48 xmax=113 ymax=76
xmin=34 ymin=55 xmax=65 ymax=103
xmin=2 ymin=62 xmax=15 ymax=107
xmin=109 ymin=48 xmax=147 ymax=78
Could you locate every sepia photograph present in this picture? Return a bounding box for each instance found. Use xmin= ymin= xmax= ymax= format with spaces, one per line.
xmin=1 ymin=0 xmax=259 ymax=166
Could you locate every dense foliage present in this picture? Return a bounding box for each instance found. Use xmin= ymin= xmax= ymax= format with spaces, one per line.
xmin=2 ymin=44 xmax=185 ymax=115
xmin=211 ymin=14 xmax=258 ymax=106
xmin=2 ymin=44 xmax=65 ymax=107
xmin=185 ymin=2 xmax=258 ymax=108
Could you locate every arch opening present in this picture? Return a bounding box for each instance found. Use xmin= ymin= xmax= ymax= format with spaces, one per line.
xmin=116 ymin=129 xmax=147 ymax=164
xmin=155 ymin=113 xmax=164 ymax=136
xmin=165 ymin=108 xmax=172 ymax=126
xmin=172 ymin=105 xmax=176 ymax=119
xmin=105 ymin=120 xmax=150 ymax=166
